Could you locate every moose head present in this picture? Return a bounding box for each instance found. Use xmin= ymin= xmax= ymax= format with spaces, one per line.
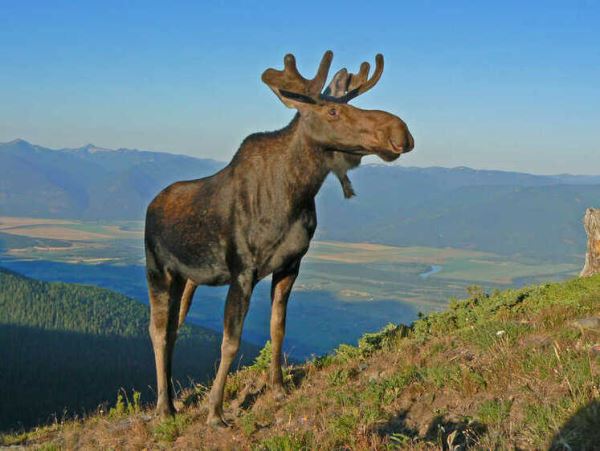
xmin=262 ymin=51 xmax=414 ymax=196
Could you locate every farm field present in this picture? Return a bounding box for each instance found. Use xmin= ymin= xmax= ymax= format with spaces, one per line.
xmin=0 ymin=217 xmax=580 ymax=306
xmin=0 ymin=216 xmax=581 ymax=357
xmin=0 ymin=217 xmax=580 ymax=290
xmin=0 ymin=217 xmax=144 ymax=265
xmin=302 ymin=241 xmax=578 ymax=307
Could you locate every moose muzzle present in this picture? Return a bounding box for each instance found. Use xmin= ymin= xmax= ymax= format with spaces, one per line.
xmin=374 ymin=114 xmax=415 ymax=161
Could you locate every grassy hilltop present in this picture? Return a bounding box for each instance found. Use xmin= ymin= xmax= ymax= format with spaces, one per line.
xmin=3 ymin=274 xmax=599 ymax=449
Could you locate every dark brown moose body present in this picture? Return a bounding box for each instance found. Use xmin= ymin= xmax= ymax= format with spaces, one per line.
xmin=145 ymin=50 xmax=414 ymax=426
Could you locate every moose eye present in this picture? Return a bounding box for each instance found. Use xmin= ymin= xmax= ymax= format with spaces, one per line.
xmin=328 ymin=107 xmax=337 ymax=117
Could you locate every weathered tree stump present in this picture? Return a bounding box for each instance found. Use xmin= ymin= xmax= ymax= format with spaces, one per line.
xmin=580 ymin=208 xmax=600 ymax=277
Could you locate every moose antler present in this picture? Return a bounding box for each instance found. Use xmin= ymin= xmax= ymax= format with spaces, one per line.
xmin=322 ymin=54 xmax=384 ymax=102
xmin=262 ymin=51 xmax=333 ymax=102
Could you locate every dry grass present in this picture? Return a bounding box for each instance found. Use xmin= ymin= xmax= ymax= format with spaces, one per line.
xmin=3 ymin=276 xmax=600 ymax=450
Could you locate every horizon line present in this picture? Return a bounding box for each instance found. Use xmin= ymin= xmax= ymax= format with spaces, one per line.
xmin=2 ymin=137 xmax=599 ymax=179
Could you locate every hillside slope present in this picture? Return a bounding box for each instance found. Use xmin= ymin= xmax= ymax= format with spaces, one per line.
xmin=0 ymin=268 xmax=258 ymax=432
xmin=4 ymin=275 xmax=599 ymax=449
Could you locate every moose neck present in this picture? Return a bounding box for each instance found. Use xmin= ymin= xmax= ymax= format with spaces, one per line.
xmin=283 ymin=114 xmax=331 ymax=200
xmin=232 ymin=114 xmax=331 ymax=203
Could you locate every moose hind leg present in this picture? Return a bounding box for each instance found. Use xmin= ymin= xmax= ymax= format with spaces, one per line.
xmin=148 ymin=271 xmax=185 ymax=417
xmin=269 ymin=262 xmax=299 ymax=397
xmin=207 ymin=272 xmax=254 ymax=427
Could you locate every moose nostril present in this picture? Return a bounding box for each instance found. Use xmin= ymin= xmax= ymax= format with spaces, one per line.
xmin=406 ymin=133 xmax=415 ymax=151
xmin=389 ymin=123 xmax=414 ymax=153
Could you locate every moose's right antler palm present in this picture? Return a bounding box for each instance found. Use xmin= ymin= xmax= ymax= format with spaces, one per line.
xmin=262 ymin=51 xmax=333 ymax=102
xmin=323 ymin=54 xmax=384 ymax=102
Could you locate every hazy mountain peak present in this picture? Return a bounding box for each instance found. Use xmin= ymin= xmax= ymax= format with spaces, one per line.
xmin=1 ymin=138 xmax=34 ymax=150
xmin=7 ymin=138 xmax=30 ymax=145
xmin=81 ymin=143 xmax=115 ymax=153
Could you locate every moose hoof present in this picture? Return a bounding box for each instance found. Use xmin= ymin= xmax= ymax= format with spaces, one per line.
xmin=207 ymin=414 xmax=230 ymax=428
xmin=270 ymin=386 xmax=286 ymax=401
xmin=155 ymin=402 xmax=176 ymax=418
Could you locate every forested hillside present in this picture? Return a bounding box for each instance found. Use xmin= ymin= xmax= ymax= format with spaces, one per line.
xmin=0 ymin=268 xmax=258 ymax=431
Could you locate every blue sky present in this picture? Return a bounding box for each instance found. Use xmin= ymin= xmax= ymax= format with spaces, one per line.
xmin=1 ymin=0 xmax=599 ymax=174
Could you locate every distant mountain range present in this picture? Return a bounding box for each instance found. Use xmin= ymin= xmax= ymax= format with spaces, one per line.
xmin=0 ymin=139 xmax=222 ymax=220
xmin=2 ymin=139 xmax=599 ymax=261
xmin=316 ymin=165 xmax=600 ymax=261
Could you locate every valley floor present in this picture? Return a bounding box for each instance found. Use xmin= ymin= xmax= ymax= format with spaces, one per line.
xmin=0 ymin=216 xmax=581 ymax=359
xmin=4 ymin=275 xmax=600 ymax=449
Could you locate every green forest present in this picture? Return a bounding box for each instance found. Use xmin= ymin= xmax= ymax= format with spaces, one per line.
xmin=0 ymin=268 xmax=258 ymax=432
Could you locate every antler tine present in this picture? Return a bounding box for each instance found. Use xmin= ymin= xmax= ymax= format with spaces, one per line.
xmin=342 ymin=54 xmax=384 ymax=102
xmin=283 ymin=54 xmax=304 ymax=82
xmin=262 ymin=50 xmax=333 ymax=99
xmin=308 ymin=50 xmax=333 ymax=97
xmin=347 ymin=62 xmax=371 ymax=91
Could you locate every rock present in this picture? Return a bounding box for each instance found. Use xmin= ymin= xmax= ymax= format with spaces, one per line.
xmin=113 ymin=418 xmax=133 ymax=432
xmin=519 ymin=334 xmax=551 ymax=349
xmin=591 ymin=344 xmax=600 ymax=357
xmin=367 ymin=370 xmax=381 ymax=382
xmin=571 ymin=317 xmax=600 ymax=331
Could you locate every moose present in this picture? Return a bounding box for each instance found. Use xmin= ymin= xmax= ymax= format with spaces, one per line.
xmin=145 ymin=50 xmax=414 ymax=426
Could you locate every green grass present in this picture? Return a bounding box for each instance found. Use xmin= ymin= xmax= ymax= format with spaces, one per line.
xmin=153 ymin=414 xmax=192 ymax=442
xmin=257 ymin=431 xmax=314 ymax=451
xmin=477 ymin=399 xmax=512 ymax=424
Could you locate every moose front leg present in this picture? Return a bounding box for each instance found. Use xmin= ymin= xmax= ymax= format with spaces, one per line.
xmin=148 ymin=271 xmax=185 ymax=417
xmin=269 ymin=261 xmax=300 ymax=398
xmin=207 ymin=272 xmax=254 ymax=427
